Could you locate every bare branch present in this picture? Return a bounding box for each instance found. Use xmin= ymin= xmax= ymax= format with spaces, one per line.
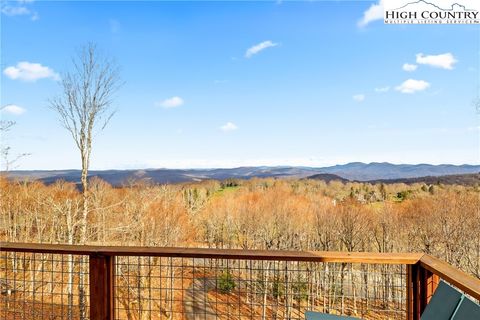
xmin=48 ymin=43 xmax=123 ymax=250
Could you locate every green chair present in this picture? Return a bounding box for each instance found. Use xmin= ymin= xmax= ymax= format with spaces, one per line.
xmin=420 ymin=281 xmax=463 ymax=319
xmin=305 ymin=281 xmax=480 ymax=320
xmin=452 ymin=297 xmax=480 ymax=319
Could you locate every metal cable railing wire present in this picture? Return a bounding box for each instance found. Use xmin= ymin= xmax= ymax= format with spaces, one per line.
xmin=2 ymin=244 xmax=479 ymax=320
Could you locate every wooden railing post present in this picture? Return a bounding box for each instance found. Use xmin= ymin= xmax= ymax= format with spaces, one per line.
xmin=407 ymin=263 xmax=439 ymax=320
xmin=89 ymin=254 xmax=115 ymax=320
xmin=422 ymin=266 xmax=440 ymax=305
xmin=407 ymin=263 xmax=418 ymax=320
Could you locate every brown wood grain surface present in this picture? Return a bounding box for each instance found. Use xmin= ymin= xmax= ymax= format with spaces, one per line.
xmin=419 ymin=254 xmax=480 ymax=300
xmin=1 ymin=242 xmax=422 ymax=264
xmin=2 ymin=242 xmax=479 ymax=301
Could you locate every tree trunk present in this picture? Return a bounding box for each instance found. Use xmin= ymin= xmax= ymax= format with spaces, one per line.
xmin=66 ymin=204 xmax=75 ymax=319
xmin=78 ymin=156 xmax=89 ymax=320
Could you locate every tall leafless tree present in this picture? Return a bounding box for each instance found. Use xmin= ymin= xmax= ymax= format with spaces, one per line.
xmin=49 ymin=43 xmax=122 ymax=320
xmin=49 ymin=43 xmax=122 ymax=244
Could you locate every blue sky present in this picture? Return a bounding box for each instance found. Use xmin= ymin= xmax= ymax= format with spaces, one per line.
xmin=1 ymin=0 xmax=479 ymax=170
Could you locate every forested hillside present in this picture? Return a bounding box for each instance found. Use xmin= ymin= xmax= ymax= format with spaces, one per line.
xmin=1 ymin=176 xmax=478 ymax=279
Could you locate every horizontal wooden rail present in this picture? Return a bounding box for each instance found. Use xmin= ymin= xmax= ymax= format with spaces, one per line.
xmin=2 ymin=242 xmax=480 ymax=320
xmin=419 ymin=254 xmax=480 ymax=301
xmin=0 ymin=242 xmax=423 ymax=264
xmin=1 ymin=242 xmax=478 ymax=299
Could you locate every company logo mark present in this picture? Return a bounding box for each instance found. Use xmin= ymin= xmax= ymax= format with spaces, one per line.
xmin=384 ymin=0 xmax=480 ymax=24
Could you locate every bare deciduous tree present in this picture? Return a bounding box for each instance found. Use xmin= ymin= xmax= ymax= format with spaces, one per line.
xmin=49 ymin=43 xmax=122 ymax=244
xmin=49 ymin=43 xmax=122 ymax=320
xmin=0 ymin=116 xmax=29 ymax=171
xmin=0 ymin=118 xmax=15 ymax=170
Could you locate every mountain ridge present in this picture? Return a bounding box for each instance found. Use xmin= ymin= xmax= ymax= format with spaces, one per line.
xmin=3 ymin=162 xmax=479 ymax=186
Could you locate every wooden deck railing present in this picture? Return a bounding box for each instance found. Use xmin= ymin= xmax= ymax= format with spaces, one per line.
xmin=1 ymin=242 xmax=479 ymax=320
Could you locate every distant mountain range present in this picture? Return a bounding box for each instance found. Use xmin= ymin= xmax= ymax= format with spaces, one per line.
xmin=307 ymin=172 xmax=479 ymax=186
xmin=366 ymin=173 xmax=480 ymax=186
xmin=4 ymin=162 xmax=479 ymax=186
xmin=314 ymin=162 xmax=480 ymax=181
xmin=394 ymin=0 xmax=475 ymax=12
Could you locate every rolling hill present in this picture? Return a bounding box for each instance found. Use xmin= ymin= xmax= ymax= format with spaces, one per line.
xmin=316 ymin=162 xmax=480 ymax=181
xmin=3 ymin=162 xmax=479 ymax=186
xmin=304 ymin=173 xmax=349 ymax=183
xmin=366 ymin=173 xmax=480 ymax=186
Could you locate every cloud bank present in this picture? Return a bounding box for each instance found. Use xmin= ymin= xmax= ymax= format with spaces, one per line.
xmin=358 ymin=0 xmax=384 ymax=27
xmin=402 ymin=63 xmax=418 ymax=72
xmin=3 ymin=62 xmax=59 ymax=82
xmin=220 ymin=122 xmax=238 ymax=132
xmin=416 ymin=53 xmax=457 ymax=70
xmin=1 ymin=104 xmax=26 ymax=115
xmin=396 ymin=79 xmax=430 ymax=94
xmin=156 ymin=96 xmax=184 ymax=109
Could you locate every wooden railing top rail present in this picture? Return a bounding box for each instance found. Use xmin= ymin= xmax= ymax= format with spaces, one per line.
xmin=1 ymin=242 xmax=479 ymax=300
xmin=419 ymin=254 xmax=480 ymax=300
xmin=1 ymin=242 xmax=422 ymax=264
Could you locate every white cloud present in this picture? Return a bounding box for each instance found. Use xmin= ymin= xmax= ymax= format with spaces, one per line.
xmin=3 ymin=62 xmax=59 ymax=82
xmin=245 ymin=40 xmax=278 ymax=58
xmin=374 ymin=86 xmax=390 ymax=92
xmin=358 ymin=0 xmax=384 ymax=27
xmin=416 ymin=53 xmax=457 ymax=70
xmin=395 ymin=79 xmax=430 ymax=94
xmin=156 ymin=96 xmax=184 ymax=109
xmin=402 ymin=63 xmax=418 ymax=72
xmin=1 ymin=104 xmax=26 ymax=115
xmin=220 ymin=122 xmax=238 ymax=132
xmin=353 ymin=94 xmax=365 ymax=102
xmin=2 ymin=5 xmax=29 ymax=15
xmin=1 ymin=1 xmax=38 ymax=20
